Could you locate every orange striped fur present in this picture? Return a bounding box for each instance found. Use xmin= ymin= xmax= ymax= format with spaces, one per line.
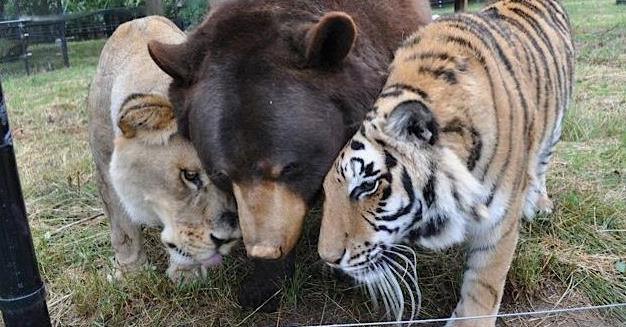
xmin=318 ymin=1 xmax=574 ymax=325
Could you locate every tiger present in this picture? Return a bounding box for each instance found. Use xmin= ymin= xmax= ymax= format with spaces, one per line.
xmin=317 ymin=0 xmax=574 ymax=325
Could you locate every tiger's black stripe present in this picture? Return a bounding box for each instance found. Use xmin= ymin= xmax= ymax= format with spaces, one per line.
xmin=375 ymin=168 xmax=415 ymax=221
xmin=383 ymin=83 xmax=430 ymax=101
xmin=508 ymin=5 xmax=568 ymax=162
xmin=484 ymin=7 xmax=555 ymax=169
xmin=418 ymin=65 xmax=459 ymax=84
xmin=405 ymin=51 xmax=454 ymax=63
xmin=442 ymin=34 xmax=500 ymax=182
xmin=439 ymin=16 xmax=521 ymax=198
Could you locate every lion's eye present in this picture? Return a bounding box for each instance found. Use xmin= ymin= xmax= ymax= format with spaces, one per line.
xmin=181 ymin=169 xmax=203 ymax=189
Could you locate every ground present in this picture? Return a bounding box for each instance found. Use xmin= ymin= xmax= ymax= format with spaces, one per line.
xmin=1 ymin=0 xmax=625 ymax=326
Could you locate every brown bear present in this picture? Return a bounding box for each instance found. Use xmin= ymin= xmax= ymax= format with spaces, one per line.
xmin=148 ymin=0 xmax=432 ymax=310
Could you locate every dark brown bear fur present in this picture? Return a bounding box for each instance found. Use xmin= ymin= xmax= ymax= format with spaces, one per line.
xmin=149 ymin=0 xmax=432 ymax=311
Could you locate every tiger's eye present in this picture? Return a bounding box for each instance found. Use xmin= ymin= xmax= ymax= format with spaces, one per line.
xmin=362 ymin=181 xmax=377 ymax=192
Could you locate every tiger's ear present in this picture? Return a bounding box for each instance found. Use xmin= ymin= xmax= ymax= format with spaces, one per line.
xmin=117 ymin=94 xmax=177 ymax=145
xmin=385 ymin=100 xmax=439 ymax=145
xmin=148 ymin=41 xmax=193 ymax=84
xmin=304 ymin=11 xmax=357 ymax=68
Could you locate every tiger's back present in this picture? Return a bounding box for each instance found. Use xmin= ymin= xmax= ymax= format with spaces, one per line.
xmin=391 ymin=0 xmax=574 ymax=222
xmin=318 ymin=1 xmax=574 ymax=326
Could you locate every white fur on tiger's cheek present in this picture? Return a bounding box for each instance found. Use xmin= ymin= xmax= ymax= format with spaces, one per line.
xmin=409 ymin=148 xmax=490 ymax=251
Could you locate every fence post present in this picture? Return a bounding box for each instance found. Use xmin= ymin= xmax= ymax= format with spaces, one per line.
xmin=18 ymin=22 xmax=30 ymax=75
xmin=58 ymin=19 xmax=70 ymax=68
xmin=455 ymin=0 xmax=469 ymax=12
xmin=0 ymin=81 xmax=51 ymax=326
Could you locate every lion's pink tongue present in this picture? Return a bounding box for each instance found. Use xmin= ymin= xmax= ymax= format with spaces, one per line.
xmin=202 ymin=254 xmax=223 ymax=268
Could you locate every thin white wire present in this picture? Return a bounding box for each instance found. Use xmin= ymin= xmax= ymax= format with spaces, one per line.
xmin=308 ymin=302 xmax=626 ymax=327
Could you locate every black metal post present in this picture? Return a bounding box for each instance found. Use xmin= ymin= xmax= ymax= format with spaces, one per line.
xmin=56 ymin=0 xmax=69 ymax=68
xmin=0 ymin=81 xmax=51 ymax=326
xmin=57 ymin=20 xmax=69 ymax=68
xmin=18 ymin=22 xmax=30 ymax=75
xmin=454 ymin=0 xmax=468 ymax=12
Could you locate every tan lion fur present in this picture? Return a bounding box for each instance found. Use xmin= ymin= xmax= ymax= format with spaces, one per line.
xmin=88 ymin=16 xmax=240 ymax=283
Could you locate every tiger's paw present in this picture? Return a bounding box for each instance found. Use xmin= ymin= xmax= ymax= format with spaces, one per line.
xmin=536 ymin=194 xmax=554 ymax=215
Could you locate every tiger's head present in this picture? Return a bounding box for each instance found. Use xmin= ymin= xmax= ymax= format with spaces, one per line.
xmin=110 ymin=94 xmax=241 ymax=278
xmin=319 ymin=86 xmax=489 ymax=289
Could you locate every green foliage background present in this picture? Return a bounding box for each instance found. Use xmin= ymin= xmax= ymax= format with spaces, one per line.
xmin=1 ymin=0 xmax=210 ymax=27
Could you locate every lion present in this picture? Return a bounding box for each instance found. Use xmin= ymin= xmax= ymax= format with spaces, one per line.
xmin=87 ymin=16 xmax=240 ymax=282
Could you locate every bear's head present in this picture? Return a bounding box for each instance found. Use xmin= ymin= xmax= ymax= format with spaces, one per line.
xmin=148 ymin=0 xmax=431 ymax=259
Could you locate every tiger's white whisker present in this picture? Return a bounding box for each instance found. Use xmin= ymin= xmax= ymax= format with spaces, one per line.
xmin=385 ymin=247 xmax=422 ymax=316
xmin=383 ymin=261 xmax=406 ymax=321
xmin=365 ymin=280 xmax=380 ymax=311
xmin=384 ymin=253 xmax=421 ymax=320
xmin=375 ymin=263 xmax=393 ymax=317
xmin=386 ymin=257 xmax=417 ymax=325
xmin=379 ymin=262 xmax=402 ymax=321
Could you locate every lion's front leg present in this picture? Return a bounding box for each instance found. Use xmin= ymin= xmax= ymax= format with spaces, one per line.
xmin=103 ymin=188 xmax=147 ymax=279
xmin=447 ymin=210 xmax=521 ymax=327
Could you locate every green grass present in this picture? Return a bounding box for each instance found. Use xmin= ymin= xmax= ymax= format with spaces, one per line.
xmin=2 ymin=0 xmax=625 ymax=325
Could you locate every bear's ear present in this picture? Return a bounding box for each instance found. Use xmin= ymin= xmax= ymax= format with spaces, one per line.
xmin=385 ymin=100 xmax=439 ymax=145
xmin=305 ymin=11 xmax=357 ymax=68
xmin=117 ymin=94 xmax=177 ymax=144
xmin=148 ymin=41 xmax=193 ymax=83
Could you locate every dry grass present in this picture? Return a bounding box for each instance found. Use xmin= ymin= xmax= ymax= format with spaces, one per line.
xmin=1 ymin=0 xmax=625 ymax=326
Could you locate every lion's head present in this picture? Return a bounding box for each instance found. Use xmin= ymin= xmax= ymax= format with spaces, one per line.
xmin=109 ymin=93 xmax=241 ymax=275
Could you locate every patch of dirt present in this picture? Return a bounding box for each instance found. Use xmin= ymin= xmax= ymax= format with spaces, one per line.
xmin=500 ymin=280 xmax=620 ymax=327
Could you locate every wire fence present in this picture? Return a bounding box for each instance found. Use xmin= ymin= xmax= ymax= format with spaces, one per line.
xmin=0 ymin=0 xmax=481 ymax=76
xmin=310 ymin=302 xmax=626 ymax=327
xmin=0 ymin=7 xmax=145 ymax=75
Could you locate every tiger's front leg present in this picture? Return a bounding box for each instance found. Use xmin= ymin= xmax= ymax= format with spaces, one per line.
xmin=447 ymin=209 xmax=521 ymax=327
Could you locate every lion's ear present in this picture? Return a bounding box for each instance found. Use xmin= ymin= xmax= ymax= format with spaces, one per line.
xmin=304 ymin=11 xmax=357 ymax=68
xmin=148 ymin=41 xmax=193 ymax=84
xmin=117 ymin=93 xmax=177 ymax=144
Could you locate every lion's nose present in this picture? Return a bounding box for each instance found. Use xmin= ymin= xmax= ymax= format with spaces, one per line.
xmin=220 ymin=211 xmax=238 ymax=228
xmin=210 ymin=234 xmax=228 ymax=248
xmin=165 ymin=242 xmax=176 ymax=249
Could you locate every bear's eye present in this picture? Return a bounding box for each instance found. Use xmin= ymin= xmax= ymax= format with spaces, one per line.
xmin=281 ymin=162 xmax=301 ymax=178
xmin=181 ymin=169 xmax=203 ymax=189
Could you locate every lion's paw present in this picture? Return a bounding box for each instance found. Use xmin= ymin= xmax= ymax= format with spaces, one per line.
xmin=166 ymin=264 xmax=207 ymax=285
